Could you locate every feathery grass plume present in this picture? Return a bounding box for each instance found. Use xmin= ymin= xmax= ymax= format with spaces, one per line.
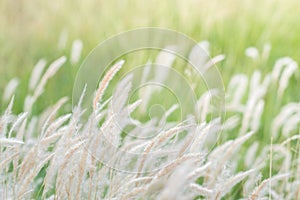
xmin=121 ymin=186 xmax=148 ymax=200
xmin=177 ymin=124 xmax=198 ymax=157
xmin=227 ymin=74 xmax=248 ymax=108
xmin=42 ymin=113 xmax=71 ymax=139
xmin=138 ymin=60 xmax=154 ymax=113
xmin=0 ymin=96 xmax=15 ymax=134
xmin=203 ymin=54 xmax=225 ymax=71
xmin=272 ymin=57 xmax=294 ymax=81
xmin=137 ymin=124 xmax=191 ymax=174
xmin=245 ymin=142 xmax=259 ymax=168
xmin=245 ymin=47 xmax=259 ymax=60
xmin=74 ymin=142 xmax=88 ymax=199
xmin=278 ymin=59 xmax=298 ymax=98
xmin=222 ymin=115 xmax=240 ymax=131
xmin=70 ymin=39 xmax=83 ymax=65
xmin=188 ymin=40 xmax=210 ymax=72
xmin=35 ymin=56 xmax=67 ymax=98
xmin=16 ymin=115 xmax=28 ymax=140
xmin=3 ymin=78 xmax=19 ymax=102
xmin=195 ymin=90 xmax=212 ymax=122
xmin=40 ymin=129 xmax=64 ymax=146
xmin=249 ymin=71 xmax=261 ymax=96
xmin=17 ymin=153 xmax=54 ymax=199
xmin=72 ymin=84 xmax=87 ymax=129
xmin=158 ymin=161 xmax=193 ymax=199
xmin=137 ymin=156 xmax=196 ymax=197
xmin=189 ymin=122 xmax=210 ymax=152
xmin=271 ymin=103 xmax=300 ymax=138
xmin=109 ymin=176 xmax=152 ymax=198
xmin=125 ymin=99 xmax=143 ymax=117
xmin=243 ymin=173 xmax=262 ymax=197
xmin=240 ymin=81 xmax=266 ymax=135
xmin=0 ymin=152 xmax=19 ymax=171
xmin=214 ymin=169 xmax=256 ymax=199
xmin=109 ymin=73 xmax=133 ymax=116
xmin=207 ymin=132 xmax=255 ymax=187
xmin=196 ymin=89 xmax=220 ymax=123
xmin=138 ymin=84 xmax=156 ymax=114
xmin=29 ymin=59 xmax=47 ymax=91
xmin=7 ymin=112 xmax=27 ymax=138
xmin=252 ymin=146 xmax=270 ymax=171
xmin=26 ymin=117 xmax=38 ymax=140
xmin=272 ymin=145 xmax=292 ymax=175
xmin=98 ymin=115 xmax=120 ymax=147
xmin=42 ymin=137 xmax=69 ymax=196
xmin=154 ymin=45 xmax=177 ymax=83
xmin=262 ymin=73 xmax=272 ymax=90
xmin=24 ymin=95 xmax=35 ymax=114
xmin=201 ymin=117 xmax=222 ymax=148
xmin=282 ymin=134 xmax=300 ymax=146
xmin=158 ymin=104 xmax=179 ymax=127
xmin=249 ymin=173 xmax=289 ymax=200
xmin=12 ymin=116 xmax=28 ymax=178
xmin=18 ymin=145 xmax=39 ymax=182
xmin=93 ymin=60 xmax=125 ymax=111
xmin=55 ymin=139 xmax=86 ymax=198
xmin=40 ymin=97 xmax=69 ymax=137
xmin=0 ymin=138 xmax=24 ymax=145
xmin=25 ymin=56 xmax=66 ymax=112
xmin=190 ymin=183 xmax=213 ymax=198
xmin=140 ymin=60 xmax=152 ymax=84
xmin=282 ymin=113 xmax=300 ymax=136
xmin=154 ymin=153 xmax=203 ymax=180
xmin=250 ymin=100 xmax=265 ymax=132
xmin=187 ymin=161 xmax=212 ymax=181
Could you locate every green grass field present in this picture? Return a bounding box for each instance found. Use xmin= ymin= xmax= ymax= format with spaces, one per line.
xmin=1 ymin=1 xmax=300 ymax=76
xmin=1 ymin=0 xmax=300 ymax=199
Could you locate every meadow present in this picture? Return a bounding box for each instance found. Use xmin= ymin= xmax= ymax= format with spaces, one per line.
xmin=1 ymin=0 xmax=300 ymax=199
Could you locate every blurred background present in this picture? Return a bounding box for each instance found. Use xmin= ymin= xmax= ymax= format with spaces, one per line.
xmin=1 ymin=0 xmax=300 ymax=112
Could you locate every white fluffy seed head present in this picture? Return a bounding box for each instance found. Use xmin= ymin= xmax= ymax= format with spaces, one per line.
xmin=0 ymin=137 xmax=24 ymax=145
xmin=70 ymin=39 xmax=83 ymax=65
xmin=153 ymin=45 xmax=177 ymax=93
xmin=250 ymin=70 xmax=262 ymax=96
xmin=281 ymin=113 xmax=300 ymax=136
xmin=227 ymin=74 xmax=248 ymax=106
xmin=34 ymin=56 xmax=67 ymax=99
xmin=29 ymin=59 xmax=47 ymax=91
xmin=272 ymin=57 xmax=295 ymax=82
xmin=203 ymin=54 xmax=225 ymax=71
xmin=93 ymin=60 xmax=125 ymax=111
xmin=188 ymin=40 xmax=210 ymax=73
xmin=271 ymin=103 xmax=300 ymax=138
xmin=245 ymin=47 xmax=259 ymax=60
xmin=278 ymin=60 xmax=298 ymax=97
xmin=250 ymin=100 xmax=265 ymax=132
xmin=3 ymin=78 xmax=19 ymax=102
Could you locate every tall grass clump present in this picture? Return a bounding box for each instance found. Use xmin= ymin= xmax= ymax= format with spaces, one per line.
xmin=0 ymin=39 xmax=300 ymax=200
